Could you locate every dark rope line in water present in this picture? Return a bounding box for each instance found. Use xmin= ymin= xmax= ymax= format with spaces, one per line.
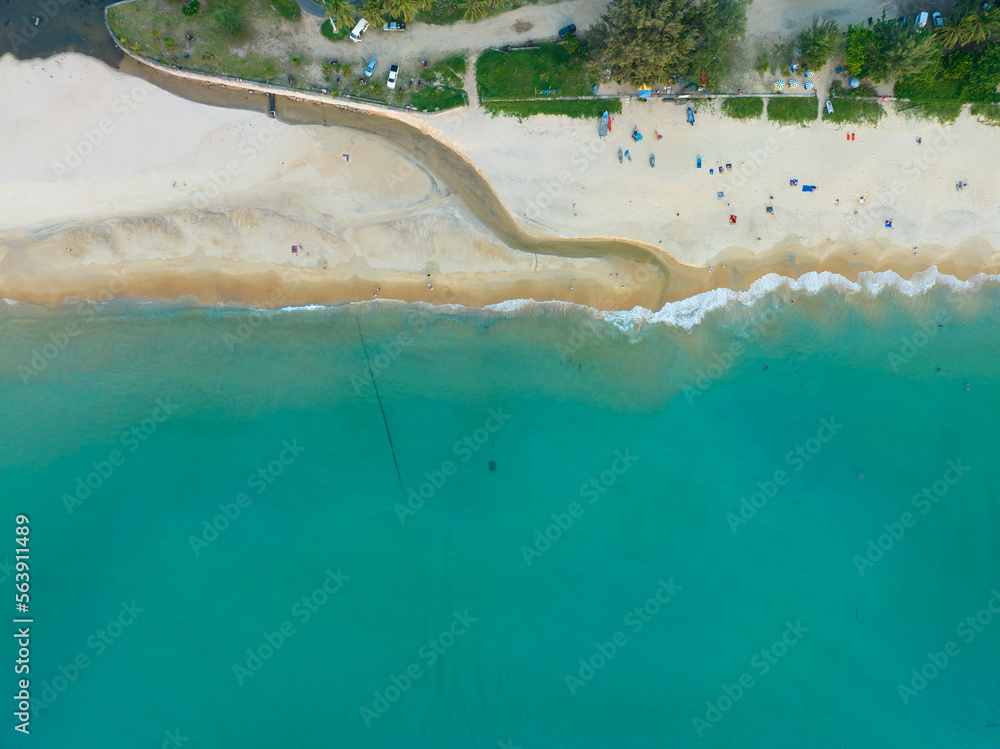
xmin=355 ymin=316 xmax=404 ymax=495
xmin=460 ymin=694 xmax=479 ymax=748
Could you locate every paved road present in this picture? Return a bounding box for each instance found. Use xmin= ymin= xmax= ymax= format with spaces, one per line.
xmin=307 ymin=0 xmax=604 ymax=70
xmin=297 ymin=0 xmax=327 ymax=19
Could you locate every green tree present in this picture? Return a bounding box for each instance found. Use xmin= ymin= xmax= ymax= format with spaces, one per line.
xmin=884 ymin=27 xmax=940 ymax=79
xmin=460 ymin=0 xmax=489 ymax=21
xmin=324 ymin=0 xmax=356 ymax=32
xmin=935 ymin=14 xmax=965 ymax=50
xmin=959 ymin=9 xmax=990 ymax=44
xmin=685 ymin=0 xmax=750 ymax=86
xmin=988 ymin=8 xmax=1000 ymax=40
xmin=588 ymin=0 xmax=703 ymax=87
xmin=325 ymin=0 xmax=354 ymax=31
xmin=845 ymin=24 xmax=874 ymax=76
xmin=797 ymin=18 xmax=840 ymax=70
xmin=387 ymin=0 xmax=418 ymax=21
xmin=358 ymin=0 xmax=385 ymax=25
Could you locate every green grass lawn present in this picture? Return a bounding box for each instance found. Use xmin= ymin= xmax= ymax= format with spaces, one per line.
xmin=721 ymin=97 xmax=763 ymax=120
xmin=410 ymin=55 xmax=468 ymax=111
xmin=270 ymin=0 xmax=301 ymax=20
xmin=766 ymin=96 xmax=818 ymax=125
xmin=477 ymin=42 xmax=594 ymax=99
xmin=483 ymin=98 xmax=621 ymax=120
xmin=823 ymin=97 xmax=885 ymax=125
xmin=321 ymin=18 xmax=351 ymax=42
xmin=108 ymin=0 xmax=467 ymax=112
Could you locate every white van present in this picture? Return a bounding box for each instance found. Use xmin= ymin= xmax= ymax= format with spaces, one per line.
xmin=350 ymin=18 xmax=369 ymax=42
xmin=915 ymin=11 xmax=929 ymax=31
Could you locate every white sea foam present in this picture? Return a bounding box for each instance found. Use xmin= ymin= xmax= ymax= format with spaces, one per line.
xmin=9 ymin=268 xmax=998 ymax=328
xmin=320 ymin=267 xmax=1000 ymax=332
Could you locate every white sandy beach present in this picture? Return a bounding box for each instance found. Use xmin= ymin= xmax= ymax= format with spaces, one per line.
xmin=433 ymin=92 xmax=1000 ymax=275
xmin=0 ymin=54 xmax=651 ymax=308
xmin=2 ymin=27 xmax=998 ymax=310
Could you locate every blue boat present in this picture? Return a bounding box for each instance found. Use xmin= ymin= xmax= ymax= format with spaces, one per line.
xmin=687 ymin=106 xmax=695 ymax=126
xmin=599 ymin=111 xmax=609 ymax=137
xmin=697 ymin=155 xmax=702 ymax=168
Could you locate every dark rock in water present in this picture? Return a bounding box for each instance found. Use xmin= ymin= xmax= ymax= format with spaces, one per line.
xmin=489 ymin=461 xmax=496 ymax=471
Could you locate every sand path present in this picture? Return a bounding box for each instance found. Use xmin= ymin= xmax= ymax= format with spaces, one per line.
xmin=306 ymin=0 xmax=602 ymax=70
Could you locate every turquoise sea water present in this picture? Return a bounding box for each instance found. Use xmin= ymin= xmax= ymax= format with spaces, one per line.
xmin=2 ymin=278 xmax=999 ymax=747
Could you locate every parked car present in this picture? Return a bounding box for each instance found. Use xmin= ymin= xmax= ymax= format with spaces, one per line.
xmin=365 ymin=58 xmax=377 ymax=76
xmin=915 ymin=11 xmax=929 ymax=31
xmin=387 ymin=64 xmax=399 ymax=89
xmin=383 ymin=21 xmax=406 ymax=31
xmin=899 ymin=15 xmax=909 ymax=26
xmin=558 ymin=23 xmax=576 ymax=38
xmin=932 ymin=11 xmax=944 ymax=27
xmin=826 ymin=100 xmax=834 ymax=114
xmin=350 ymin=18 xmax=369 ymax=42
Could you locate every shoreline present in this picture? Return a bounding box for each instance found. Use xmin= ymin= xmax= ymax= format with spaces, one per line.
xmin=3 ymin=53 xmax=1000 ymax=312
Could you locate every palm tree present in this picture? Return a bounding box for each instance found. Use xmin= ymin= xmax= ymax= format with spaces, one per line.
xmin=460 ymin=0 xmax=488 ymax=21
xmin=359 ymin=0 xmax=386 ymax=25
xmin=486 ymin=0 xmax=507 ymax=9
xmin=959 ymin=10 xmax=990 ymax=44
xmin=935 ymin=13 xmax=965 ymax=49
xmin=324 ymin=0 xmax=356 ymax=32
xmin=985 ymin=8 xmax=1000 ymax=40
xmin=387 ymin=0 xmax=418 ymax=22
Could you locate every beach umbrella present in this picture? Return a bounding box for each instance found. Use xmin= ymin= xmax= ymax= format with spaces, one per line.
xmin=804 ymin=80 xmax=814 ymax=90
xmin=774 ymin=80 xmax=785 ymax=90
xmin=804 ymin=69 xmax=813 ymax=78
xmin=849 ymin=78 xmax=860 ymax=88
xmin=790 ymin=63 xmax=799 ymax=73
xmin=789 ymin=79 xmax=800 ymax=88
